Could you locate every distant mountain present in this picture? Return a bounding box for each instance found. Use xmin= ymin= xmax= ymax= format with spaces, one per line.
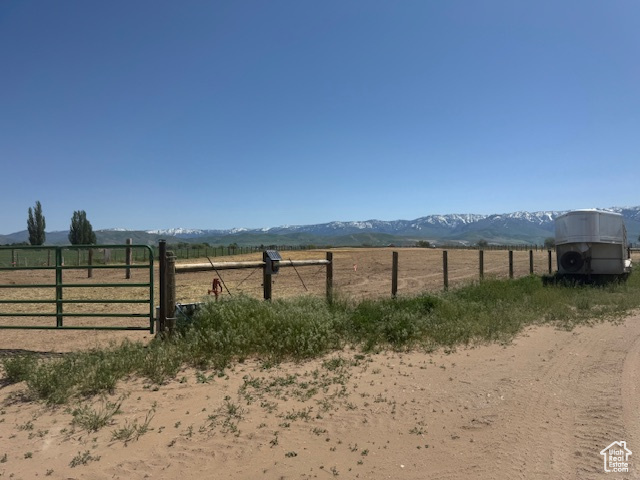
xmin=2 ymin=207 xmax=639 ymax=247
xmin=145 ymin=207 xmax=640 ymax=246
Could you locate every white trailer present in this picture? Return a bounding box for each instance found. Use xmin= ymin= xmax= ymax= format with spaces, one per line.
xmin=555 ymin=209 xmax=632 ymax=278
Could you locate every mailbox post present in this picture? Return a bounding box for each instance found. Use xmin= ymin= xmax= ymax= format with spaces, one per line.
xmin=263 ymin=250 xmax=282 ymax=300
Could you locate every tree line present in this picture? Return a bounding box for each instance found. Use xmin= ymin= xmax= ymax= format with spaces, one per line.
xmin=25 ymin=201 xmax=96 ymax=246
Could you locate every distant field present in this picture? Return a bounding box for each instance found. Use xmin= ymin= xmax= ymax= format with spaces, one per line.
xmin=173 ymin=247 xmax=556 ymax=303
xmin=1 ymin=247 xmax=638 ymax=353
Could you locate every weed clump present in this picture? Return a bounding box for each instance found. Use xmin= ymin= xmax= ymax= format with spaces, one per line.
xmin=2 ymin=272 xmax=639 ymax=404
xmin=182 ymin=295 xmax=344 ymax=368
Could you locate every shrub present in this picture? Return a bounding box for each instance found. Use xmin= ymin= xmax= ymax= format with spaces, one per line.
xmin=3 ymin=272 xmax=639 ymax=404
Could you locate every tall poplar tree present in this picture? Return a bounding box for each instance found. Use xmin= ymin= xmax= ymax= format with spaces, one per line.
xmin=27 ymin=201 xmax=46 ymax=245
xmin=68 ymin=210 xmax=97 ymax=245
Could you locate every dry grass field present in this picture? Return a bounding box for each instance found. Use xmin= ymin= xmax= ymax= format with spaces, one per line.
xmin=173 ymin=247 xmax=553 ymax=303
xmin=0 ymin=247 xmax=628 ymax=353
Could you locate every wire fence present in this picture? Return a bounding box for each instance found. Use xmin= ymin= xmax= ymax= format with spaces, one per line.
xmin=0 ymin=244 xmax=318 ymax=267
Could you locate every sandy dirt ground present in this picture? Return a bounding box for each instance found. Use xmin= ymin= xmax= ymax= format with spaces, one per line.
xmin=0 ymin=314 xmax=639 ymax=479
xmin=1 ymin=249 xmax=639 ymax=479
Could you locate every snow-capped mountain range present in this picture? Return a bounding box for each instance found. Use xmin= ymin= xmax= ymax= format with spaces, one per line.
xmin=2 ymin=207 xmax=639 ymax=246
xmin=145 ymin=207 xmax=640 ymax=242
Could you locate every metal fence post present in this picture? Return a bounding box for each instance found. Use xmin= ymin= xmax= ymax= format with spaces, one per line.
xmin=55 ymin=247 xmax=63 ymax=327
xmin=479 ymin=249 xmax=484 ymax=280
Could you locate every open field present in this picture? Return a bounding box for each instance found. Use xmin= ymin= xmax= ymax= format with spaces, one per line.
xmin=1 ymin=249 xmax=640 ymax=479
xmin=174 ymin=247 xmax=556 ymax=303
xmin=0 ymin=248 xmax=561 ymax=352
xmin=1 ymin=248 xmax=638 ymax=354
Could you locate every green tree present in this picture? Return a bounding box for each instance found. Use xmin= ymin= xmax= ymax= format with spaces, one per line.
xmin=416 ymin=240 xmax=431 ymax=248
xmin=68 ymin=210 xmax=97 ymax=245
xmin=27 ymin=201 xmax=46 ymax=245
xmin=477 ymin=239 xmax=488 ymax=248
xmin=544 ymin=237 xmax=555 ymax=249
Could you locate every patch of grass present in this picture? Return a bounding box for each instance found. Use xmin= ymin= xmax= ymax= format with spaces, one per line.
xmin=69 ymin=450 xmax=101 ymax=468
xmin=71 ymin=395 xmax=125 ymax=432
xmin=111 ymin=407 xmax=155 ymax=444
xmin=181 ymin=295 xmax=344 ymax=368
xmin=3 ymin=274 xmax=640 ymax=405
xmin=18 ymin=420 xmax=34 ymax=431
xmin=2 ymin=354 xmax=38 ymax=383
xmin=206 ymin=399 xmax=245 ymax=435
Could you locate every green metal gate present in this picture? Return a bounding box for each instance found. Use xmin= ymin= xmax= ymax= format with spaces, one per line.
xmin=0 ymin=245 xmax=154 ymax=332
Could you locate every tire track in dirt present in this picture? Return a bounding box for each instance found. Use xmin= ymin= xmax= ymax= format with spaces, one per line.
xmin=504 ymin=331 xmax=602 ymax=478
xmin=487 ymin=320 xmax=640 ymax=479
xmin=414 ymin=316 xmax=640 ymax=480
xmin=621 ymin=328 xmax=640 ymax=478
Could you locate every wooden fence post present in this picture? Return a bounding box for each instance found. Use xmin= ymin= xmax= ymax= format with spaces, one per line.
xmin=263 ymin=251 xmax=272 ymax=301
xmin=326 ymin=251 xmax=333 ymax=303
xmin=166 ymin=251 xmax=176 ymax=334
xmin=443 ymin=250 xmax=449 ymax=290
xmin=158 ymin=240 xmax=167 ymax=334
xmin=391 ymin=251 xmax=398 ymax=298
xmin=126 ymin=238 xmax=132 ymax=279
xmin=479 ymin=250 xmax=484 ymax=280
xmin=529 ymin=250 xmax=534 ymax=275
xmin=509 ymin=250 xmax=514 ymax=279
xmin=548 ymin=250 xmax=553 ymax=275
xmin=87 ymin=248 xmax=93 ymax=278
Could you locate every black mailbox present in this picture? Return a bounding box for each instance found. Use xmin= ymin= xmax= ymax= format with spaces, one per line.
xmin=264 ymin=250 xmax=282 ymax=275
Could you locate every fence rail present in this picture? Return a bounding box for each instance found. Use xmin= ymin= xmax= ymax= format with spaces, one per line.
xmin=157 ymin=241 xmax=333 ymax=334
xmin=2 ymin=242 xmax=636 ymax=335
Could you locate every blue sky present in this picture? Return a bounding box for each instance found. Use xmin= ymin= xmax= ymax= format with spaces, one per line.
xmin=1 ymin=1 xmax=638 ymax=234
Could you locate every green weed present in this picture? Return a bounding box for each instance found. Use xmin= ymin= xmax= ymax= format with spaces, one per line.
xmin=111 ymin=408 xmax=155 ymax=444
xmin=71 ymin=395 xmax=126 ymax=432
xmin=69 ymin=450 xmax=101 ymax=468
xmin=3 ymin=273 xmax=640 ymax=405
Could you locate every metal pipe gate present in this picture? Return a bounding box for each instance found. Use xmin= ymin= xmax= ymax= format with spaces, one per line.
xmin=0 ymin=245 xmax=154 ymax=331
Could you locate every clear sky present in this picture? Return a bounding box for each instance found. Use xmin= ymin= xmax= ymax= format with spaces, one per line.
xmin=1 ymin=1 xmax=638 ymax=234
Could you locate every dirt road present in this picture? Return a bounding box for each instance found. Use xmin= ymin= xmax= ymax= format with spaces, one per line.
xmin=2 ymin=313 xmax=640 ymax=479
